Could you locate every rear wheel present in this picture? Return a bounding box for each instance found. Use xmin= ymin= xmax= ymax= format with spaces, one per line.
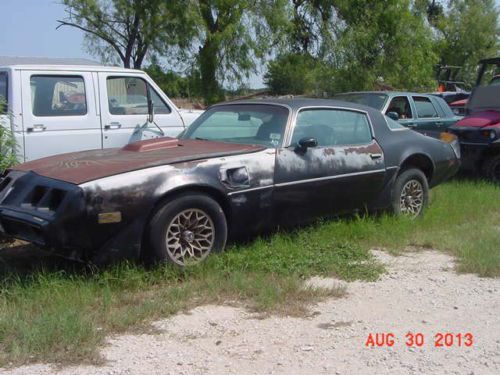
xmin=391 ymin=168 xmax=429 ymax=218
xmin=481 ymin=155 xmax=500 ymax=184
xmin=147 ymin=194 xmax=227 ymax=266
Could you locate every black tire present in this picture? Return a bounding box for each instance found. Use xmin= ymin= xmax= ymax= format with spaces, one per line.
xmin=481 ymin=155 xmax=500 ymax=184
xmin=390 ymin=168 xmax=429 ymax=218
xmin=146 ymin=193 xmax=227 ymax=266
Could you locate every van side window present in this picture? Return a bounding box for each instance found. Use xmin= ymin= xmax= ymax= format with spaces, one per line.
xmin=106 ymin=77 xmax=171 ymax=115
xmin=30 ymin=76 xmax=87 ymax=117
xmin=0 ymin=73 xmax=7 ymax=114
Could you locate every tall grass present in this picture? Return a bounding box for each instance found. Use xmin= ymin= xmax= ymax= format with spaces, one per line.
xmin=0 ymin=180 xmax=498 ymax=366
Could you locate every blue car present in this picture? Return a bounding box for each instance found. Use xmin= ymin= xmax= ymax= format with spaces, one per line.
xmin=335 ymin=91 xmax=461 ymax=136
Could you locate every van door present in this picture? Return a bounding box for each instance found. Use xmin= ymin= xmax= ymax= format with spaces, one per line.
xmin=21 ymin=71 xmax=101 ymax=161
xmin=98 ymin=72 xmax=185 ymax=148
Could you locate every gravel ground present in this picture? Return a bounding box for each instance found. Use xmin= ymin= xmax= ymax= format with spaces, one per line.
xmin=1 ymin=250 xmax=499 ymax=375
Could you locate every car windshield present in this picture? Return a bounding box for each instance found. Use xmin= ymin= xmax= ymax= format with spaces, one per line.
xmin=334 ymin=93 xmax=388 ymax=110
xmin=182 ymin=104 xmax=289 ymax=148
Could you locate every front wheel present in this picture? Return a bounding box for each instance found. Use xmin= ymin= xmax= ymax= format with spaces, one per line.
xmin=147 ymin=194 xmax=227 ymax=266
xmin=481 ymin=155 xmax=500 ymax=184
xmin=390 ymin=168 xmax=429 ymax=218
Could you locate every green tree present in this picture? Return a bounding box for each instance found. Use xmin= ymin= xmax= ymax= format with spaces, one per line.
xmin=187 ymin=0 xmax=288 ymax=104
xmin=264 ymin=0 xmax=337 ymax=96
xmin=57 ymin=0 xmax=191 ymax=69
xmin=264 ymin=53 xmax=322 ymax=95
xmin=435 ymin=0 xmax=500 ymax=85
xmin=327 ymin=0 xmax=438 ymax=93
xmin=144 ymin=57 xmax=203 ymax=99
xmin=287 ymin=0 xmax=336 ymax=56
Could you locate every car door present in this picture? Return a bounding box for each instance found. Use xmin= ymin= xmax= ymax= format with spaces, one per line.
xmin=273 ymin=107 xmax=386 ymax=226
xmin=98 ymin=73 xmax=185 ymax=148
xmin=410 ymin=95 xmax=444 ymax=134
xmin=21 ymin=71 xmax=101 ymax=161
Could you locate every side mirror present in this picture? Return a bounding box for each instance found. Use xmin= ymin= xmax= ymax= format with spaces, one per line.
xmin=295 ymin=137 xmax=318 ymax=152
xmin=387 ymin=111 xmax=400 ymax=121
xmin=147 ymin=99 xmax=154 ymax=123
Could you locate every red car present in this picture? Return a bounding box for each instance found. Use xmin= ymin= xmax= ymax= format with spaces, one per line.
xmin=449 ymin=58 xmax=500 ymax=183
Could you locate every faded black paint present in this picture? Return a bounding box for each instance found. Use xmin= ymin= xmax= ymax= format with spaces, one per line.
xmin=0 ymin=99 xmax=460 ymax=263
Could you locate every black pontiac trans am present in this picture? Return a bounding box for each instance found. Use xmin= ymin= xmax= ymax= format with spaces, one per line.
xmin=0 ymin=99 xmax=460 ymax=266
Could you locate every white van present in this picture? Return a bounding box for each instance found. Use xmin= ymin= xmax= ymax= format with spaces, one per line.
xmin=0 ymin=61 xmax=202 ymax=162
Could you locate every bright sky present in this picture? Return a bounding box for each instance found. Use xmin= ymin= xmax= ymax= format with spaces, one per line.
xmin=1 ymin=0 xmax=499 ymax=88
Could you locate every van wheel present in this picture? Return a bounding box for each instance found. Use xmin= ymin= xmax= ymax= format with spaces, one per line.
xmin=481 ymin=155 xmax=500 ymax=184
xmin=147 ymin=194 xmax=227 ymax=266
xmin=390 ymin=168 xmax=429 ymax=218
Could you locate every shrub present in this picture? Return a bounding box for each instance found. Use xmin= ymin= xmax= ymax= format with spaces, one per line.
xmin=0 ymin=103 xmax=17 ymax=172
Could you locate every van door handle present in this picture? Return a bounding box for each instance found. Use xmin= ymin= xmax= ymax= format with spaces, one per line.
xmin=105 ymin=122 xmax=122 ymax=130
xmin=27 ymin=124 xmax=46 ymax=133
xmin=370 ymin=153 xmax=382 ymax=160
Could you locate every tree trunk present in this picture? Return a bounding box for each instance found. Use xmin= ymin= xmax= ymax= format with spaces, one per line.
xmin=199 ymin=39 xmax=223 ymax=105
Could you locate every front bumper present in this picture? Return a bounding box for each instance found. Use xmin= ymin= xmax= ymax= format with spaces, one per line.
xmin=0 ymin=171 xmax=91 ymax=252
xmin=458 ymin=142 xmax=490 ymax=171
xmin=448 ymin=127 xmax=500 ymax=171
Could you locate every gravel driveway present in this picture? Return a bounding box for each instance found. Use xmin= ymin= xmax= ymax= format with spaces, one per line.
xmin=1 ymin=250 xmax=499 ymax=375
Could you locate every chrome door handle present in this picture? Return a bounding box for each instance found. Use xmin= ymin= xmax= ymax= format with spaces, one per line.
xmin=370 ymin=153 xmax=382 ymax=159
xmin=105 ymin=122 xmax=122 ymax=130
xmin=435 ymin=122 xmax=444 ymax=126
xmin=406 ymin=123 xmax=417 ymax=128
xmin=27 ymin=124 xmax=47 ymax=132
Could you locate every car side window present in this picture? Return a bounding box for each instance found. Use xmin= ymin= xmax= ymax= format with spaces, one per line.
xmin=106 ymin=77 xmax=171 ymax=115
xmin=0 ymin=72 xmax=7 ymax=114
xmin=292 ymin=109 xmax=372 ymax=147
xmin=30 ymin=75 xmax=87 ymax=117
xmin=386 ymin=96 xmax=412 ymax=119
xmin=413 ymin=96 xmax=439 ymax=118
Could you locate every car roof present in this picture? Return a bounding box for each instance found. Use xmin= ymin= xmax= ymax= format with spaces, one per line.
xmin=336 ymin=91 xmax=435 ymax=97
xmin=211 ymin=97 xmax=382 ymax=115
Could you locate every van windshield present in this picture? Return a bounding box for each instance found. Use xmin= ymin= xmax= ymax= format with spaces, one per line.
xmin=0 ymin=73 xmax=7 ymax=114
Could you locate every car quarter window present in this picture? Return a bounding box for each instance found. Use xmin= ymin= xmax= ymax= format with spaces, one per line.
xmin=413 ymin=96 xmax=439 ymax=118
xmin=30 ymin=75 xmax=87 ymax=117
xmin=106 ymin=77 xmax=171 ymax=115
xmin=386 ymin=96 xmax=413 ymax=119
xmin=385 ymin=116 xmax=407 ymax=130
xmin=292 ymin=109 xmax=372 ymax=146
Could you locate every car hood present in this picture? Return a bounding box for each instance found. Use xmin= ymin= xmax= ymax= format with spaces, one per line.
xmin=13 ymin=138 xmax=264 ymax=184
xmin=454 ymin=110 xmax=500 ymax=128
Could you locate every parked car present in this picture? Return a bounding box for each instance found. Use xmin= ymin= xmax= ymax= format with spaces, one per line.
xmin=0 ymin=62 xmax=202 ymax=162
xmin=334 ymin=92 xmax=461 ymax=136
xmin=0 ymin=99 xmax=460 ymax=266
xmin=449 ymin=98 xmax=468 ymax=116
xmin=448 ymin=57 xmax=500 ymax=183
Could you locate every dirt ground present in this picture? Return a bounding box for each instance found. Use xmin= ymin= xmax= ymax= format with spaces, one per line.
xmin=1 ymin=250 xmax=499 ymax=375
